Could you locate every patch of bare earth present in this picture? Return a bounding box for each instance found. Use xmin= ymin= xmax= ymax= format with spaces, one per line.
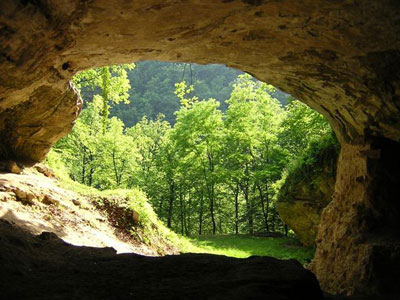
xmin=0 ymin=167 xmax=159 ymax=256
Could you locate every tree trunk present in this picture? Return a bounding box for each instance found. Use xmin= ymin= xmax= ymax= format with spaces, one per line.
xmin=89 ymin=153 xmax=94 ymax=186
xmin=185 ymin=192 xmax=192 ymax=236
xmin=210 ymin=182 xmax=216 ymax=235
xmin=244 ymin=186 xmax=253 ymax=234
xmin=234 ymin=182 xmax=239 ymax=235
xmin=198 ymin=192 xmax=203 ymax=235
xmin=257 ymin=182 xmax=269 ymax=232
xmin=242 ymin=164 xmax=253 ymax=234
xmin=271 ymin=208 xmax=276 ymax=232
xmin=112 ymin=149 xmax=119 ymax=185
xmin=179 ymin=189 xmax=184 ymax=235
xmin=81 ymin=151 xmax=86 ymax=184
xmin=167 ymin=179 xmax=175 ymax=228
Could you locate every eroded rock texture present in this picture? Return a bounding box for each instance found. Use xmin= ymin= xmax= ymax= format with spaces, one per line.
xmin=311 ymin=139 xmax=400 ymax=298
xmin=277 ymin=140 xmax=338 ymax=246
xmin=1 ymin=0 xmax=400 ymax=163
xmin=1 ymin=0 xmax=400 ymax=297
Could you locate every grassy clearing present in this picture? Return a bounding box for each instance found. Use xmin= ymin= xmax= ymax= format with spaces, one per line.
xmin=180 ymin=235 xmax=314 ymax=264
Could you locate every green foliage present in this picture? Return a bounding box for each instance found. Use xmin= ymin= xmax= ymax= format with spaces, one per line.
xmin=97 ymin=189 xmax=182 ymax=254
xmin=74 ymin=64 xmax=135 ymax=133
xmin=276 ymin=132 xmax=340 ymax=203
xmin=278 ymin=99 xmax=332 ymax=158
xmin=54 ymin=64 xmax=337 ymax=248
xmin=94 ymin=61 xmax=290 ymax=126
xmin=53 ymin=95 xmax=136 ymax=190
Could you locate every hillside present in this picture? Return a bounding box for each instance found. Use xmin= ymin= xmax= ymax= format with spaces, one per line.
xmin=80 ymin=61 xmax=290 ymax=126
xmin=0 ymin=165 xmax=180 ymax=256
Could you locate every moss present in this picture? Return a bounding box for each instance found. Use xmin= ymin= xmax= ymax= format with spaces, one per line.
xmin=276 ymin=133 xmax=340 ymax=246
xmin=277 ymin=133 xmax=340 ymax=204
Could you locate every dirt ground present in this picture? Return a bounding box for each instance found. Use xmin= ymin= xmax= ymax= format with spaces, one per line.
xmin=0 ymin=169 xmax=158 ymax=256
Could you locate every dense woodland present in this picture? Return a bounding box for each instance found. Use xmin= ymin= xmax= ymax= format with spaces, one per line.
xmin=107 ymin=61 xmax=290 ymax=126
xmin=52 ymin=62 xmax=337 ymax=236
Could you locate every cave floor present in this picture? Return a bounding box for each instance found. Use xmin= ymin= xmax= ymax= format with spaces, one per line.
xmin=0 ymin=219 xmax=328 ymax=300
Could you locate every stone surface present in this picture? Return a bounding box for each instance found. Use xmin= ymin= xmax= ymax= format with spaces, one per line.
xmin=277 ymin=141 xmax=338 ymax=246
xmin=310 ymin=138 xmax=400 ymax=298
xmin=0 ymin=191 xmax=16 ymax=202
xmin=42 ymin=194 xmax=60 ymax=206
xmin=0 ymin=219 xmax=324 ymax=300
xmin=1 ymin=0 xmax=400 ymax=164
xmin=0 ymin=169 xmax=165 ymax=256
xmin=132 ymin=209 xmax=140 ymax=225
xmin=1 ymin=0 xmax=400 ymax=297
xmin=6 ymin=160 xmax=22 ymax=174
xmin=34 ymin=163 xmax=58 ymax=179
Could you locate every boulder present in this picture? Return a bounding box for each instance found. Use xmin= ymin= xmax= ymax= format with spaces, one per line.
xmin=72 ymin=199 xmax=81 ymax=206
xmin=34 ymin=164 xmax=58 ymax=179
xmin=42 ymin=194 xmax=60 ymax=206
xmin=132 ymin=210 xmax=140 ymax=225
xmin=277 ymin=138 xmax=339 ymax=246
xmin=0 ymin=160 xmax=23 ymax=174
xmin=13 ymin=187 xmax=35 ymax=205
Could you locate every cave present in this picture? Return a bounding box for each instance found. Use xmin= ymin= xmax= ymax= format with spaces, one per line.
xmin=1 ymin=0 xmax=400 ymax=298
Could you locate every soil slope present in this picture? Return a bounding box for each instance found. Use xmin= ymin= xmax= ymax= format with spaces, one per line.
xmin=0 ymin=167 xmax=165 ymax=256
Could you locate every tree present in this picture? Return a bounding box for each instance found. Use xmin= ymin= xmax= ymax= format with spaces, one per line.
xmin=224 ymin=74 xmax=284 ymax=234
xmin=73 ymin=64 xmax=135 ymax=133
xmin=172 ymin=81 xmax=224 ymax=234
xmin=54 ymin=68 xmax=334 ymax=240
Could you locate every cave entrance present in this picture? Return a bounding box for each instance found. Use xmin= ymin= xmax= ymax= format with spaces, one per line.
xmin=47 ymin=61 xmax=336 ymax=263
xmin=1 ymin=1 xmax=400 ymax=297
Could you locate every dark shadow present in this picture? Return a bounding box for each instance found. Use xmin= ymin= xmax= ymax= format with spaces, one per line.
xmin=0 ymin=219 xmax=325 ymax=300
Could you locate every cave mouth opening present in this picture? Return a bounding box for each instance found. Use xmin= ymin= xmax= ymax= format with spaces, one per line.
xmin=45 ymin=60 xmax=337 ymax=263
xmin=1 ymin=1 xmax=400 ymax=298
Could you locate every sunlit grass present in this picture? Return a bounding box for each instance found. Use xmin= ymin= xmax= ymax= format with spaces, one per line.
xmin=180 ymin=234 xmax=314 ymax=264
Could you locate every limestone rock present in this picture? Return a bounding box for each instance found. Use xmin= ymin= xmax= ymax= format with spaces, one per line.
xmin=277 ymin=139 xmax=339 ymax=246
xmin=6 ymin=160 xmax=22 ymax=174
xmin=34 ymin=164 xmax=58 ymax=179
xmin=0 ymin=191 xmax=16 ymax=202
xmin=13 ymin=187 xmax=35 ymax=205
xmin=72 ymin=199 xmax=81 ymax=206
xmin=132 ymin=210 xmax=140 ymax=225
xmin=1 ymin=0 xmax=400 ymax=164
xmin=1 ymin=0 xmax=400 ymax=297
xmin=42 ymin=194 xmax=60 ymax=206
xmin=0 ymin=160 xmax=23 ymax=174
xmin=311 ymin=139 xmax=400 ymax=298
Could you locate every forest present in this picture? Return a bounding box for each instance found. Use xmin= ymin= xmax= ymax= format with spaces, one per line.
xmin=50 ymin=62 xmax=337 ymax=237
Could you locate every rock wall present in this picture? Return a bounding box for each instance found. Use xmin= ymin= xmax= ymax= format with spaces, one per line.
xmin=311 ymin=139 xmax=400 ymax=298
xmin=277 ymin=138 xmax=339 ymax=246
xmin=1 ymin=0 xmax=400 ymax=164
xmin=1 ymin=0 xmax=400 ymax=297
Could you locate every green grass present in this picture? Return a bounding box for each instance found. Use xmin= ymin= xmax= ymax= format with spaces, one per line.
xmin=180 ymin=235 xmax=314 ymax=264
